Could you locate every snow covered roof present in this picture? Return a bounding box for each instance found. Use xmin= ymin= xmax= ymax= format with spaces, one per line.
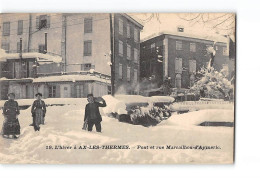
xmin=141 ymin=31 xmax=228 ymax=44
xmin=33 ymin=74 xmax=111 ymax=84
xmin=0 ymin=51 xmax=62 ymax=64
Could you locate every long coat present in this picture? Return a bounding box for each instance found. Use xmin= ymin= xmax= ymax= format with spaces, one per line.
xmin=2 ymin=99 xmax=20 ymax=135
xmin=84 ymin=101 xmax=106 ymax=123
xmin=31 ymin=100 xmax=46 ymax=116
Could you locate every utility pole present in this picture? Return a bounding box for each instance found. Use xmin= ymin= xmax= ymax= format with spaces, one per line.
xmin=44 ymin=32 xmax=48 ymax=54
xmin=110 ymin=13 xmax=115 ymax=96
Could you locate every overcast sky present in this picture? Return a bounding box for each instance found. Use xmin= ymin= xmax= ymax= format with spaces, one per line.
xmin=128 ymin=13 xmax=235 ymax=42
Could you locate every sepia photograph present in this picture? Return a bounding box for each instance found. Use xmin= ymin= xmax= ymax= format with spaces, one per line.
xmin=0 ymin=12 xmax=235 ymax=164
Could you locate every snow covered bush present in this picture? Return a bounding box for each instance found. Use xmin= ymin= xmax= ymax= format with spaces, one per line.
xmin=128 ymin=105 xmax=172 ymax=127
xmin=191 ymin=66 xmax=233 ymax=99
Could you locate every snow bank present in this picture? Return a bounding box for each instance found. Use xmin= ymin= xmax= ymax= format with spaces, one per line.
xmin=169 ymin=101 xmax=234 ymax=111
xmin=0 ymin=105 xmax=234 ymax=164
xmin=102 ymin=95 xmax=127 ymax=115
xmin=160 ymin=109 xmax=234 ymax=128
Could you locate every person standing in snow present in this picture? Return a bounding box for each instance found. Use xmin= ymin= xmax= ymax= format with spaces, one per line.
xmin=83 ymin=94 xmax=106 ymax=132
xmin=31 ymin=93 xmax=46 ymax=131
xmin=2 ymin=93 xmax=20 ymax=139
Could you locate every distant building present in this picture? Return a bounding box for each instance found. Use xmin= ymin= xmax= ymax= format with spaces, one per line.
xmin=140 ymin=32 xmax=234 ymax=92
xmin=0 ymin=13 xmax=143 ymax=100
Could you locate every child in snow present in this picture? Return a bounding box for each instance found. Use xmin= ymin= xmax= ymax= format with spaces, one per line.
xmin=2 ymin=93 xmax=20 ymax=139
xmin=83 ymin=94 xmax=106 ymax=132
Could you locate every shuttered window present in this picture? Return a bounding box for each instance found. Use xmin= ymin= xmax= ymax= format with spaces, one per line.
xmin=17 ymin=20 xmax=23 ymax=35
xmin=119 ymin=63 xmax=123 ymax=79
xmin=134 ymin=48 xmax=138 ymax=62
xmin=127 ymin=66 xmax=131 ymax=81
xmin=119 ymin=40 xmax=123 ymax=56
xmin=84 ymin=40 xmax=92 ymax=56
xmin=127 ymin=44 xmax=131 ymax=60
xmin=36 ymin=15 xmax=50 ymax=29
xmin=3 ymin=22 xmax=10 ymax=36
xmin=189 ymin=60 xmax=196 ymax=73
xmin=175 ymin=58 xmax=182 ymax=74
xmin=84 ymin=18 xmax=92 ymax=33
xmin=176 ymin=41 xmax=182 ymax=50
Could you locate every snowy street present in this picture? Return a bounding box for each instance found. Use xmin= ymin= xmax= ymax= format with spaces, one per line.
xmin=0 ymin=97 xmax=234 ymax=164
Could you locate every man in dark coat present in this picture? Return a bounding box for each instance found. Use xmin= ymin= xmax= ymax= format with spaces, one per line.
xmin=83 ymin=94 xmax=107 ymax=132
xmin=83 ymin=94 xmax=106 ymax=132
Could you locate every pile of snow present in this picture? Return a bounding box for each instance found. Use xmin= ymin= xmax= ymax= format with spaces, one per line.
xmin=160 ymin=109 xmax=234 ymax=128
xmin=102 ymin=95 xmax=127 ymax=115
xmin=0 ymin=104 xmax=234 ymax=164
xmin=169 ymin=101 xmax=234 ymax=111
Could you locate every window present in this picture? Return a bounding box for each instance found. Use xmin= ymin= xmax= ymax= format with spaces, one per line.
xmin=134 ymin=48 xmax=138 ymax=62
xmin=176 ymin=41 xmax=182 ymax=50
xmin=17 ymin=20 xmax=23 ymax=35
xmin=189 ymin=60 xmax=196 ymax=73
xmin=127 ymin=66 xmax=131 ymax=81
xmin=190 ymin=74 xmax=195 ymax=87
xmin=76 ymin=84 xmax=84 ymax=98
xmin=119 ymin=18 xmax=123 ymax=35
xmin=223 ymin=47 xmax=228 ymax=56
xmin=151 ymin=43 xmax=155 ymax=53
xmin=134 ymin=28 xmax=138 ymax=42
xmin=81 ymin=63 xmax=92 ymax=71
xmin=119 ymin=40 xmax=123 ymax=56
xmin=1 ymin=42 xmax=10 ymax=53
xmin=175 ymin=74 xmax=181 ymax=89
xmin=134 ymin=69 xmax=138 ymax=83
xmin=84 ymin=18 xmax=92 ymax=33
xmin=127 ymin=44 xmax=131 ymax=60
xmin=119 ymin=63 xmax=123 ymax=79
xmin=127 ymin=24 xmax=130 ymax=38
xmin=38 ymin=44 xmax=45 ymax=53
xmin=175 ymin=58 xmax=182 ymax=74
xmin=84 ymin=40 xmax=92 ymax=56
xmin=3 ymin=22 xmax=10 ymax=36
xmin=190 ymin=43 xmax=196 ymax=52
xmin=49 ymin=86 xmax=56 ymax=98
xmin=36 ymin=15 xmax=50 ymax=29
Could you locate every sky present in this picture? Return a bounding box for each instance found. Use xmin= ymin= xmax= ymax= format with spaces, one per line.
xmin=128 ymin=13 xmax=235 ymax=42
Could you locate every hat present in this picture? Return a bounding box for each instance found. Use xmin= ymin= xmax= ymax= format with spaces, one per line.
xmin=87 ymin=94 xmax=94 ymax=98
xmin=7 ymin=93 xmax=15 ymax=97
xmin=35 ymin=93 xmax=43 ymax=97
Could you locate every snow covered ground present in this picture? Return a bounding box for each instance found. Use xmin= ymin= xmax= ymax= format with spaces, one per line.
xmin=0 ymin=97 xmax=234 ymax=164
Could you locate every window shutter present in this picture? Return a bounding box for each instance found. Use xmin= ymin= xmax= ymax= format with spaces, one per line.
xmin=47 ymin=15 xmax=50 ymax=28
xmin=56 ymin=85 xmax=60 ymax=98
xmin=36 ymin=16 xmax=40 ymax=29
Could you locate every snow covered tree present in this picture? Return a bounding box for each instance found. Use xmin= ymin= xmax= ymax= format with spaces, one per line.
xmin=191 ymin=66 xmax=233 ymax=100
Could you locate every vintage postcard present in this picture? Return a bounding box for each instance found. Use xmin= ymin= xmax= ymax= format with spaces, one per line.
xmin=0 ymin=13 xmax=235 ymax=164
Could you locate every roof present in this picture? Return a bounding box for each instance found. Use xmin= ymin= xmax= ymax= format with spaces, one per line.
xmin=0 ymin=52 xmax=62 ymax=64
xmin=121 ymin=13 xmax=144 ymax=29
xmin=32 ymin=74 xmax=111 ymax=84
xmin=141 ymin=31 xmax=228 ymax=44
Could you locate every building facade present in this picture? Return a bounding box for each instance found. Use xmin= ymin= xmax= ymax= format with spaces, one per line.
xmin=140 ymin=33 xmax=234 ymax=92
xmin=0 ymin=13 xmax=143 ymax=99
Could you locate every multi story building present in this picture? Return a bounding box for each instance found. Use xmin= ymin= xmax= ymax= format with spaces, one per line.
xmin=0 ymin=13 xmax=143 ymax=99
xmin=140 ymin=32 xmax=234 ymax=93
